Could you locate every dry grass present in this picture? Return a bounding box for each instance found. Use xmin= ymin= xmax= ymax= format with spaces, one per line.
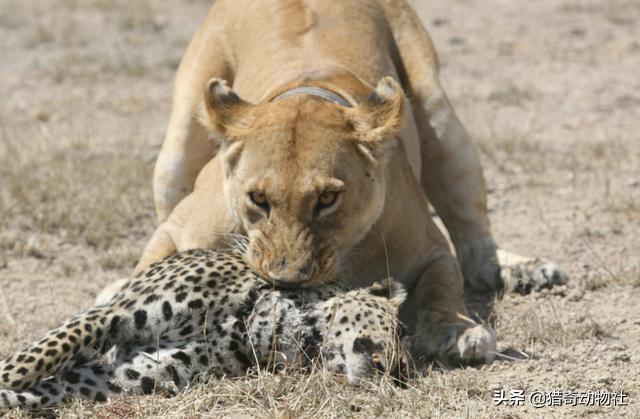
xmin=1 ymin=368 xmax=498 ymax=419
xmin=0 ymin=128 xmax=154 ymax=251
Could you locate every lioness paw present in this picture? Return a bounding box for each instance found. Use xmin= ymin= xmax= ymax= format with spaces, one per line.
xmin=452 ymin=324 xmax=496 ymax=365
xmin=411 ymin=322 xmax=496 ymax=367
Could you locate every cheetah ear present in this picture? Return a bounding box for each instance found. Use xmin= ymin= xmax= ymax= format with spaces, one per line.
xmin=367 ymin=279 xmax=406 ymax=307
xmin=200 ymin=78 xmax=257 ymax=139
xmin=346 ymin=77 xmax=404 ymax=161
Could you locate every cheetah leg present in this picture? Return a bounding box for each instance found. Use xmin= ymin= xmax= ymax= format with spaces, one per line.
xmin=0 ymin=358 xmax=119 ymax=411
xmin=497 ymin=249 xmax=569 ymax=295
xmin=111 ymin=340 xmax=209 ymax=395
xmin=0 ymin=305 xmax=121 ymax=390
xmin=0 ymin=378 xmax=68 ymax=410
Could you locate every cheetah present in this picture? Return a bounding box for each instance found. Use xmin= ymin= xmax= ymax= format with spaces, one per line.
xmin=0 ymin=249 xmax=407 ymax=411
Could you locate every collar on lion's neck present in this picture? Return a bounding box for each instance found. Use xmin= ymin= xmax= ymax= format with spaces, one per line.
xmin=271 ymin=86 xmax=353 ymax=108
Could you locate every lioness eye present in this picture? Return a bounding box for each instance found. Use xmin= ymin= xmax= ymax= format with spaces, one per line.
xmin=316 ymin=191 xmax=339 ymax=210
xmin=249 ymin=191 xmax=269 ymax=210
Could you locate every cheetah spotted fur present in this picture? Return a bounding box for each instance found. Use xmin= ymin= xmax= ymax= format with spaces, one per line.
xmin=0 ymin=249 xmax=407 ymax=411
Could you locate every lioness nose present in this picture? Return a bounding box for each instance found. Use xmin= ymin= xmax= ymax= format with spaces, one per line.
xmin=268 ymin=258 xmax=312 ymax=285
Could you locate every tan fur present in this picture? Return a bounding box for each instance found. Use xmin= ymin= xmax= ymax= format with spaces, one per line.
xmin=140 ymin=0 xmax=498 ymax=365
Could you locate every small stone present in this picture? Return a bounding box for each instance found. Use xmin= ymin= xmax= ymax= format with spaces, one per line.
xmin=567 ymin=287 xmax=584 ymax=301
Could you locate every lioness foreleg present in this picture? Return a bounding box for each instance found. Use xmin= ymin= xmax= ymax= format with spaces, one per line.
xmin=404 ymin=247 xmax=496 ymax=366
xmin=135 ymin=221 xmax=178 ymax=273
xmin=153 ymin=16 xmax=233 ymax=222
xmin=95 ymin=222 xmax=179 ymax=305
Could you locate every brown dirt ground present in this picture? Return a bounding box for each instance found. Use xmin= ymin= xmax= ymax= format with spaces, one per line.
xmin=0 ymin=0 xmax=639 ymax=417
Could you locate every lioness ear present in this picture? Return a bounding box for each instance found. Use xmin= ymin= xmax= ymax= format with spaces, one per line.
xmin=200 ymin=78 xmax=256 ymax=138
xmin=348 ymin=77 xmax=404 ymax=144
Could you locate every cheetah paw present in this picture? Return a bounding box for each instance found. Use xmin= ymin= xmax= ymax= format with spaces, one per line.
xmin=498 ymin=250 xmax=569 ymax=295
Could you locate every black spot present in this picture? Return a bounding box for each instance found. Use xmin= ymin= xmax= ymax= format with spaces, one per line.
xmin=80 ymin=386 xmax=92 ymax=397
xmin=134 ymin=310 xmax=147 ymax=329
xmin=176 ymin=292 xmax=188 ymax=303
xmin=95 ymin=391 xmax=107 ymax=402
xmin=140 ymin=377 xmax=155 ymax=395
xmin=171 ymin=351 xmax=192 ymax=366
xmin=109 ymin=316 xmax=121 ymax=335
xmin=233 ymin=351 xmax=251 ymax=369
xmin=179 ymin=325 xmax=194 ymax=336
xmin=303 ymin=315 xmax=317 ymax=326
xmin=352 ymin=337 xmax=382 ymax=354
xmin=62 ymin=370 xmax=81 ymax=384
xmin=165 ymin=365 xmax=181 ymax=387
xmin=143 ymin=294 xmax=161 ymax=305
xmin=125 ymin=368 xmax=140 ymax=380
xmin=185 ymin=275 xmax=202 ymax=283
xmin=44 ymin=349 xmax=58 ymax=357
xmin=339 ymin=316 xmax=349 ymax=324
xmin=91 ymin=364 xmax=105 ymax=375
xmin=188 ymin=299 xmax=203 ymax=310
xmin=108 ymin=382 xmax=122 ymax=394
xmin=162 ymin=301 xmax=173 ymax=321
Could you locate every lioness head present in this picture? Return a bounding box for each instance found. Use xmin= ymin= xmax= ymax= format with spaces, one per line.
xmin=201 ymin=76 xmax=404 ymax=287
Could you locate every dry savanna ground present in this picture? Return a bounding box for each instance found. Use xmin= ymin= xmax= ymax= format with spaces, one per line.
xmin=0 ymin=0 xmax=639 ymax=417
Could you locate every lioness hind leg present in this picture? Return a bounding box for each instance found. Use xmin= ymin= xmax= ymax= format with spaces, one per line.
xmin=497 ymin=249 xmax=569 ymax=295
xmin=380 ymin=0 xmax=501 ymax=317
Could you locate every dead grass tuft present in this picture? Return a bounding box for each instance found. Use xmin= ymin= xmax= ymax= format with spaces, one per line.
xmin=0 ymin=125 xmax=155 ymax=253
xmin=0 ymin=366 xmax=500 ymax=418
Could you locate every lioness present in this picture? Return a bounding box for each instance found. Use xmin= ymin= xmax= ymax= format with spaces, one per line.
xmin=119 ymin=0 xmax=565 ymax=365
